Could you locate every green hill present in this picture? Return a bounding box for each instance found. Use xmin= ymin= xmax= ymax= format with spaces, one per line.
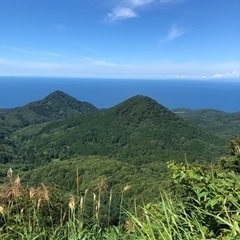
xmin=0 ymin=91 xmax=97 ymax=163
xmin=173 ymin=108 xmax=240 ymax=139
xmin=21 ymin=155 xmax=167 ymax=201
xmin=11 ymin=95 xmax=225 ymax=166
xmin=0 ymin=90 xmax=97 ymax=136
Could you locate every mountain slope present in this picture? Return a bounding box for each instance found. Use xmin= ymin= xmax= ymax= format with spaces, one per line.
xmin=19 ymin=155 xmax=171 ymax=226
xmin=25 ymin=90 xmax=97 ymax=118
xmin=173 ymin=108 xmax=240 ymax=138
xmin=12 ymin=95 xmax=225 ymax=166
xmin=0 ymin=91 xmax=97 ymax=135
xmin=21 ymin=155 xmax=168 ymax=202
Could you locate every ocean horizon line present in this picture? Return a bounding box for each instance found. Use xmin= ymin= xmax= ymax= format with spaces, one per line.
xmin=1 ymin=76 xmax=240 ymax=112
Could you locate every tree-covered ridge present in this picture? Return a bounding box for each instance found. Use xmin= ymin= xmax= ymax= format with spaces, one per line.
xmin=9 ymin=95 xmax=225 ymax=166
xmin=26 ymin=90 xmax=97 ymax=118
xmin=0 ymin=90 xmax=97 ymax=135
xmin=21 ymin=155 xmax=167 ymax=203
xmin=173 ymin=108 xmax=240 ymax=138
xmin=0 ymin=91 xmax=98 ymax=163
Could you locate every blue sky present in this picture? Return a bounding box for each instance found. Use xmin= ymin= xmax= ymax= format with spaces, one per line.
xmin=0 ymin=0 xmax=239 ymax=79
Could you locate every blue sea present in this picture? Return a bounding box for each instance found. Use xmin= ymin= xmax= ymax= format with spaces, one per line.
xmin=0 ymin=76 xmax=240 ymax=112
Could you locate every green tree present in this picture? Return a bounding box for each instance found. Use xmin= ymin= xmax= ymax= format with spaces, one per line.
xmin=219 ymin=135 xmax=240 ymax=173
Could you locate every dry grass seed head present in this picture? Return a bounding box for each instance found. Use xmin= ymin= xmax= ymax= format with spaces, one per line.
xmin=123 ymin=184 xmax=131 ymax=193
xmin=96 ymin=178 xmax=108 ymax=192
xmin=80 ymin=196 xmax=84 ymax=210
xmin=0 ymin=206 xmax=4 ymax=214
xmin=84 ymin=188 xmax=89 ymax=196
xmin=3 ymin=176 xmax=23 ymax=201
xmin=40 ymin=183 xmax=49 ymax=201
xmin=125 ymin=219 xmax=136 ymax=233
xmin=14 ymin=176 xmax=21 ymax=188
xmin=109 ymin=188 xmax=113 ymax=202
xmin=93 ymin=193 xmax=97 ymax=203
xmin=68 ymin=195 xmax=75 ymax=211
xmin=37 ymin=198 xmax=42 ymax=209
xmin=29 ymin=187 xmax=36 ymax=199
xmin=35 ymin=183 xmax=50 ymax=209
xmin=7 ymin=168 xmax=13 ymax=179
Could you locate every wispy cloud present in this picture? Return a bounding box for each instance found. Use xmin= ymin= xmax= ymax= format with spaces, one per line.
xmin=42 ymin=51 xmax=65 ymax=57
xmin=105 ymin=0 xmax=176 ymax=23
xmin=0 ymin=45 xmax=65 ymax=58
xmin=159 ymin=0 xmax=178 ymax=3
xmin=162 ymin=24 xmax=185 ymax=43
xmin=83 ymin=56 xmax=118 ymax=67
xmin=79 ymin=45 xmax=97 ymax=53
xmin=0 ymin=45 xmax=38 ymax=55
xmin=106 ymin=7 xmax=137 ymax=22
xmin=127 ymin=0 xmax=154 ymax=8
xmin=213 ymin=70 xmax=240 ymax=79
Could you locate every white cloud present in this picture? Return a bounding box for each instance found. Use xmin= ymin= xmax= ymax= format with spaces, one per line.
xmin=213 ymin=70 xmax=240 ymax=79
xmin=159 ymin=0 xmax=176 ymax=3
xmin=106 ymin=7 xmax=137 ymax=22
xmin=162 ymin=24 xmax=185 ymax=42
xmin=127 ymin=0 xmax=154 ymax=7
xmin=105 ymin=0 xmax=177 ymax=23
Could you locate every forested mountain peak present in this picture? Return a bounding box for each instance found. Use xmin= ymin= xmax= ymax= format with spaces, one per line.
xmin=0 ymin=91 xmax=97 ymax=135
xmin=111 ymin=94 xmax=180 ymax=124
xmin=43 ymin=90 xmax=72 ymax=101
xmin=113 ymin=95 xmax=163 ymax=111
xmin=26 ymin=90 xmax=97 ymax=115
xmin=41 ymin=90 xmax=86 ymax=106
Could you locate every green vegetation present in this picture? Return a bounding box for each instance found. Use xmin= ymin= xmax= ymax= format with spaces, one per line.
xmin=5 ymin=95 xmax=225 ymax=166
xmin=0 ymin=139 xmax=239 ymax=239
xmin=21 ymin=156 xmax=167 ymax=198
xmin=0 ymin=90 xmax=97 ymax=135
xmin=0 ymin=92 xmax=239 ymax=239
xmin=0 ymin=91 xmax=97 ymax=165
xmin=173 ymin=108 xmax=240 ymax=139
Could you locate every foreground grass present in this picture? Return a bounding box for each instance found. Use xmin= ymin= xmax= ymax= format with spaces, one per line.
xmin=0 ymin=159 xmax=240 ymax=239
